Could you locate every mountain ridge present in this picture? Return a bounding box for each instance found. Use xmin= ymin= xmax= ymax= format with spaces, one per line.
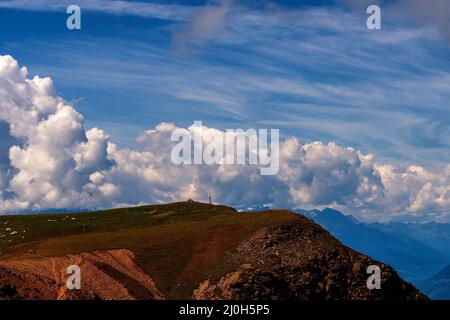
xmin=0 ymin=202 xmax=426 ymax=300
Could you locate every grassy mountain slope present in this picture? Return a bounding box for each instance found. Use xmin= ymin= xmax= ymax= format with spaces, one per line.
xmin=0 ymin=201 xmax=298 ymax=298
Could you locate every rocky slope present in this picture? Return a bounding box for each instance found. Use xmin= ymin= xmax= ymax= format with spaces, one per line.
xmin=193 ymin=218 xmax=426 ymax=300
xmin=0 ymin=249 xmax=163 ymax=300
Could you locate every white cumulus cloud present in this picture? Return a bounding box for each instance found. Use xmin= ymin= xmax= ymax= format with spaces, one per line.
xmin=0 ymin=55 xmax=449 ymax=222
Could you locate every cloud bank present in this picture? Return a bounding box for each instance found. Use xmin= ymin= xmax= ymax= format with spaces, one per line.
xmin=0 ymin=55 xmax=449 ymax=221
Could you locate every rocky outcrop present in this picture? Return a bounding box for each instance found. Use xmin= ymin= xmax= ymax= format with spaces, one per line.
xmin=194 ymin=218 xmax=427 ymax=300
xmin=0 ymin=249 xmax=163 ymax=300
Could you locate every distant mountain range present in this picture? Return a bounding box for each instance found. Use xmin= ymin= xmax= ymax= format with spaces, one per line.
xmin=369 ymin=221 xmax=450 ymax=261
xmin=3 ymin=208 xmax=90 ymax=215
xmin=297 ymin=208 xmax=450 ymax=299
xmin=420 ymin=264 xmax=450 ymax=300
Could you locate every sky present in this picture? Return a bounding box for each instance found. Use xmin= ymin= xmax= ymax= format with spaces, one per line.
xmin=0 ymin=0 xmax=449 ymax=222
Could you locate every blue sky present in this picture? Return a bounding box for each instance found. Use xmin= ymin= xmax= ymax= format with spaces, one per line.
xmin=1 ymin=0 xmax=449 ymax=167
xmin=0 ymin=0 xmax=449 ymax=220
